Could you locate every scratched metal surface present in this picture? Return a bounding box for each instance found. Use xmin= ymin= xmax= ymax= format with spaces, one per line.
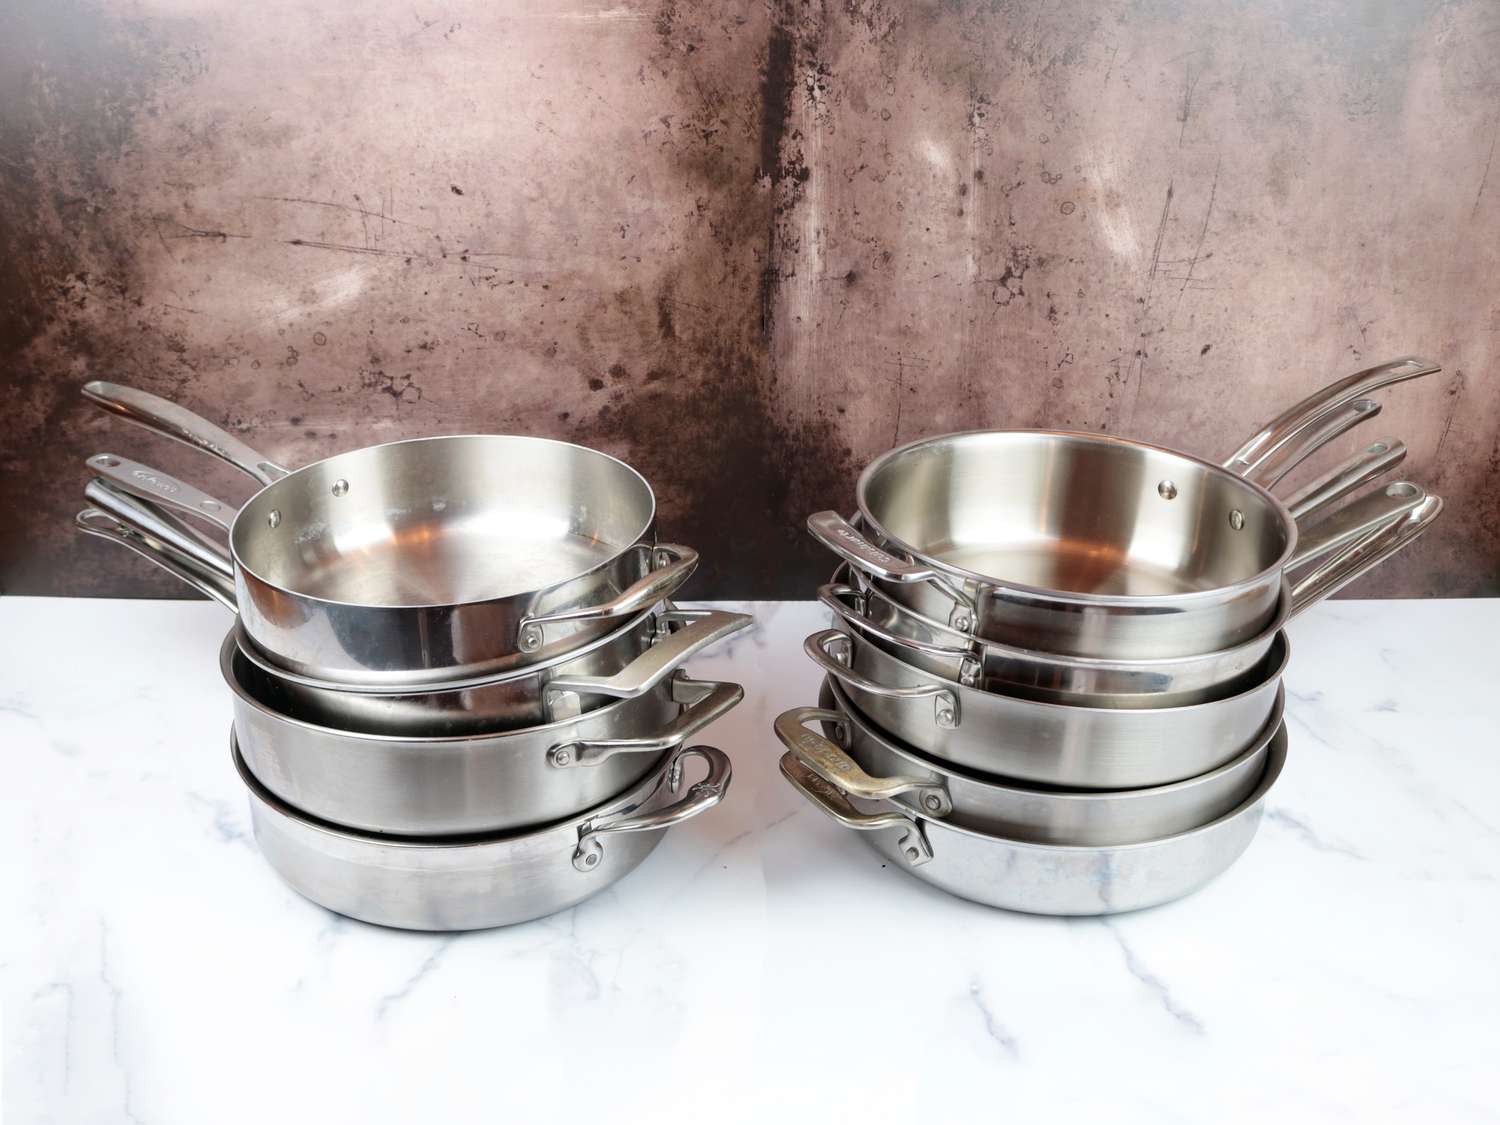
xmin=2 ymin=0 xmax=1496 ymax=599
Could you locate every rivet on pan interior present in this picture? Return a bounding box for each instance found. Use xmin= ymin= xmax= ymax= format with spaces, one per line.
xmin=267 ymin=509 xmax=281 ymax=529
xmin=1157 ymin=480 xmax=1178 ymax=500
xmin=331 ymin=479 xmax=350 ymax=497
xmin=1229 ymin=509 xmax=1245 ymax=530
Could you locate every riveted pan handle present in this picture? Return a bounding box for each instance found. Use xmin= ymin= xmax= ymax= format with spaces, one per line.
xmin=817 ymin=582 xmax=982 ymax=686
xmin=1283 ymin=438 xmax=1406 ymax=520
xmin=1223 ymin=356 xmax=1439 ymax=480
xmin=86 ymin=453 xmax=239 ymax=531
xmin=1289 ymin=495 xmax=1443 ymax=615
xmin=572 ymin=745 xmax=731 ymax=872
xmin=544 ymin=610 xmax=751 ymax=716
xmin=775 ymin=706 xmax=953 ymax=816
xmin=84 ymin=478 xmax=235 ymax=580
xmin=82 ymin=380 xmax=291 ymax=485
xmin=517 ymin=544 xmax=700 ymax=653
xmin=548 ymin=677 xmax=744 ymax=767
xmin=1288 ymin=481 xmax=1425 ymax=568
xmin=779 ymin=754 xmax=932 ymax=866
xmin=803 ymin=629 xmax=960 ymax=730
xmin=76 ymin=509 xmax=239 ymax=611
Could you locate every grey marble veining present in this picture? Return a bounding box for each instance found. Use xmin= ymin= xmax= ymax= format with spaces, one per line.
xmin=2 ymin=595 xmax=1498 ymax=1123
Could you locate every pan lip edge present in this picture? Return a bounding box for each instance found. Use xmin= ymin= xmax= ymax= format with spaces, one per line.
xmin=225 ymin=433 xmax=660 ymax=612
xmin=850 ymin=427 xmax=1297 ymax=609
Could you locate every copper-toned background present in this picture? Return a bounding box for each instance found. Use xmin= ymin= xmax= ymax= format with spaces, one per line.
xmin=4 ymin=0 xmax=1496 ymax=599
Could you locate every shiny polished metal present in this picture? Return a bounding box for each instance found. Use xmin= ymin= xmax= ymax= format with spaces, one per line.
xmin=808 ymin=357 xmax=1438 ymax=659
xmin=780 ymin=724 xmax=1285 ymax=916
xmin=803 ymin=625 xmax=1286 ymax=788
xmin=83 ymin=382 xmax=699 ymax=685
xmin=227 ymin=627 xmax=742 ymax=835
xmin=75 ymin=501 xmax=747 ymax=734
xmin=239 ymin=737 xmax=732 ymax=931
xmin=818 ymin=489 xmax=1442 ymax=707
xmin=773 ymin=676 xmax=1276 ymax=844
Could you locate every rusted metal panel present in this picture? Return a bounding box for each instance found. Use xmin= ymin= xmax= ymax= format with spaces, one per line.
xmin=2 ymin=0 xmax=1495 ymax=598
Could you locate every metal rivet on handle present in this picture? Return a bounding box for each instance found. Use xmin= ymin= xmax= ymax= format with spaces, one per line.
xmin=553 ymin=749 xmax=571 ymax=766
xmin=94 ymin=455 xmax=120 ymax=468
xmin=923 ymin=794 xmax=943 ymax=813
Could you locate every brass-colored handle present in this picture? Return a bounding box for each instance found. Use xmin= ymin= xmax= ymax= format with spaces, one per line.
xmin=779 ymin=754 xmax=932 ymax=866
xmin=774 ymin=705 xmax=952 ymax=816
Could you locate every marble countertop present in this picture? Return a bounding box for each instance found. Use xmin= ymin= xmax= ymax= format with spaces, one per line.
xmin=3 ymin=595 xmax=1498 ymax=1123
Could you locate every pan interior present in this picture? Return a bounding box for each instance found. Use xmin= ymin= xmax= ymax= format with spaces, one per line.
xmin=232 ymin=436 xmax=654 ymax=607
xmin=862 ymin=432 xmax=1288 ymax=596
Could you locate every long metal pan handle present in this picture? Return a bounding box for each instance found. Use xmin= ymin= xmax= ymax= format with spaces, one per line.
xmin=548 ymin=677 xmax=744 ymax=768
xmin=82 ymin=380 xmax=291 ymax=485
xmin=1223 ymin=356 xmax=1439 ymax=479
xmin=803 ymin=629 xmax=960 ymax=729
xmin=775 ymin=706 xmax=953 ymax=816
xmin=1244 ymin=398 xmax=1380 ymax=488
xmin=817 ymin=582 xmax=982 ymax=686
xmin=1289 ymin=496 xmax=1443 ymax=615
xmin=516 ymin=544 xmax=700 ymax=653
xmin=86 ymin=453 xmax=239 ymax=531
xmin=1283 ymin=438 xmax=1406 ymax=520
xmin=1288 ymin=481 xmax=1425 ymax=569
xmin=75 ymin=510 xmax=238 ymax=611
xmin=779 ymin=753 xmax=932 ymax=866
xmin=84 ymin=479 xmax=235 ymax=580
xmin=544 ymin=610 xmax=751 ymax=706
xmin=572 ymin=745 xmax=731 ymax=872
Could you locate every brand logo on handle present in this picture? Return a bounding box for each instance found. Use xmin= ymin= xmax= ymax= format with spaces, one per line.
xmin=131 ymin=468 xmax=180 ymax=495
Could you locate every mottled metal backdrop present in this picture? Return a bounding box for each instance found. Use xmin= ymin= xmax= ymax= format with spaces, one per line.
xmin=3 ymin=0 xmax=1496 ymax=599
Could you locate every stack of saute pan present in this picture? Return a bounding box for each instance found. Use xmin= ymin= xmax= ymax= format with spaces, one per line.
xmin=779 ymin=357 xmax=1444 ymax=915
xmin=76 ymin=382 xmax=748 ymax=931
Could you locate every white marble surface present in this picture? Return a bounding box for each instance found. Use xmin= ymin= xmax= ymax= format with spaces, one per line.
xmin=3 ymin=595 xmax=1498 ymax=1123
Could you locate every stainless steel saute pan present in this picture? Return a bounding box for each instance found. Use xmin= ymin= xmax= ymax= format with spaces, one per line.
xmin=775 ymin=676 xmax=1278 ymax=843
xmin=76 ymin=500 xmax=748 ymax=735
xmin=239 ymin=737 xmax=731 ymax=931
xmin=226 ymin=626 xmax=742 ymax=835
xmin=808 ymin=357 xmax=1438 ymax=658
xmin=819 ymin=490 xmax=1443 ymax=707
xmin=780 ymin=729 xmax=1283 ymax=916
xmin=83 ymin=382 xmax=698 ymax=685
xmin=803 ymin=623 xmax=1285 ymax=788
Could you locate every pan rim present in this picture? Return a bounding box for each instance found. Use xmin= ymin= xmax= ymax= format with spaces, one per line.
xmin=822 ymin=673 xmax=1283 ymax=802
xmin=853 ymin=427 xmax=1298 ymax=608
xmin=226 ymin=433 xmax=658 ymax=611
